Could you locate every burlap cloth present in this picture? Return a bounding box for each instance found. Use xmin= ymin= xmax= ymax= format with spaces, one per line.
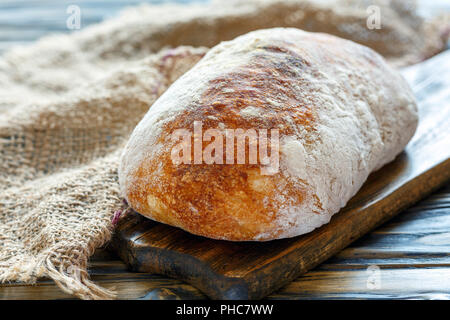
xmin=0 ymin=0 xmax=449 ymax=299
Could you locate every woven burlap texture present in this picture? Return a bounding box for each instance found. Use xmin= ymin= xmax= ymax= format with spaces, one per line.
xmin=0 ymin=0 xmax=448 ymax=300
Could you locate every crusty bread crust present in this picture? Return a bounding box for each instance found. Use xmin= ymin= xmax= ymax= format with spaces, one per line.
xmin=119 ymin=28 xmax=418 ymax=241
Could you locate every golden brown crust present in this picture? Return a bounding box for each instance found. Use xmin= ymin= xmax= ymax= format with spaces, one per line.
xmin=120 ymin=28 xmax=418 ymax=241
xmin=124 ymin=35 xmax=319 ymax=240
xmin=128 ymin=157 xmax=310 ymax=240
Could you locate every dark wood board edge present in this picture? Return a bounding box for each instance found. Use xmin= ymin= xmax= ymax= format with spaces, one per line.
xmin=112 ymin=216 xmax=249 ymax=299
xmin=112 ymin=157 xmax=450 ymax=299
xmin=241 ymin=157 xmax=450 ymax=299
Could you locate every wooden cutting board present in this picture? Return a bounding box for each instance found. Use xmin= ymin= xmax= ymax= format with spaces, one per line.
xmin=111 ymin=53 xmax=450 ymax=300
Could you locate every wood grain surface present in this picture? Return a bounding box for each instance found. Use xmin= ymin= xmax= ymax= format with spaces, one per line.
xmin=1 ymin=184 xmax=449 ymax=300
xmin=110 ymin=50 xmax=450 ymax=299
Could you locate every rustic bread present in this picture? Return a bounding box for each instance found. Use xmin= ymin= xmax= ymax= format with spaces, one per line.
xmin=119 ymin=28 xmax=418 ymax=241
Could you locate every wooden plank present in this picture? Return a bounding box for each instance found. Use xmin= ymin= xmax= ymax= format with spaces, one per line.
xmin=1 ymin=185 xmax=449 ymax=300
xmin=269 ymin=268 xmax=450 ymax=300
xmin=0 ymin=251 xmax=206 ymax=300
xmin=111 ymin=159 xmax=450 ymax=299
xmin=110 ymin=50 xmax=450 ymax=299
xmin=0 ymin=273 xmax=206 ymax=300
xmin=3 ymin=266 xmax=450 ymax=300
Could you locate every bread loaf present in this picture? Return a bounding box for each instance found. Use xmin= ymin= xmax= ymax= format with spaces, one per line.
xmin=119 ymin=28 xmax=418 ymax=241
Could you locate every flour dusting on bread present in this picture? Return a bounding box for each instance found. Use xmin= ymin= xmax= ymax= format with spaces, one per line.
xmin=119 ymin=28 xmax=418 ymax=241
